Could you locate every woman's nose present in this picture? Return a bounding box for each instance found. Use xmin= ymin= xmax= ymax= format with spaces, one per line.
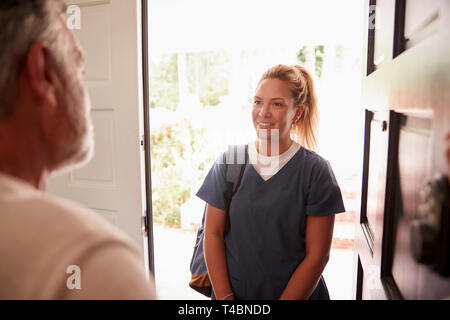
xmin=258 ymin=103 xmax=271 ymax=118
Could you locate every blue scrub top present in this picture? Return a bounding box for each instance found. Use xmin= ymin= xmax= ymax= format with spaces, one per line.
xmin=196 ymin=146 xmax=345 ymax=300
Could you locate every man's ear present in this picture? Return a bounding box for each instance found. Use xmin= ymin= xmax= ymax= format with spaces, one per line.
xmin=26 ymin=41 xmax=59 ymax=110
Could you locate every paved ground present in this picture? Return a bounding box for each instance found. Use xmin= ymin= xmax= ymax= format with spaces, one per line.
xmin=153 ymin=224 xmax=208 ymax=300
xmin=153 ymin=224 xmax=355 ymax=300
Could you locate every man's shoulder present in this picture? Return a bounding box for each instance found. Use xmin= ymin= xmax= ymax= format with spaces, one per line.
xmin=0 ymin=177 xmax=136 ymax=254
xmin=44 ymin=192 xmax=131 ymax=240
xmin=0 ymin=176 xmax=150 ymax=299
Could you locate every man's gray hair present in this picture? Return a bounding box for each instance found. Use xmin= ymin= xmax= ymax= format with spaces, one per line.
xmin=0 ymin=0 xmax=67 ymax=120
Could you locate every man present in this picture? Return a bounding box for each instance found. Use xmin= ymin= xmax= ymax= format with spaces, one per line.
xmin=0 ymin=0 xmax=155 ymax=299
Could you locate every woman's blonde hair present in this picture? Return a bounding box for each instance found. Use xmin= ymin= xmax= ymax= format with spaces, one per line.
xmin=258 ymin=64 xmax=319 ymax=151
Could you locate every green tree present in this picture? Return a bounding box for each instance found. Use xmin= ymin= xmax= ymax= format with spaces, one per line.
xmin=186 ymin=51 xmax=230 ymax=107
xmin=314 ymin=45 xmax=325 ymax=77
xmin=150 ymin=54 xmax=179 ymax=110
xmin=296 ymin=45 xmax=325 ymax=78
xmin=297 ymin=45 xmax=308 ymax=65
xmin=150 ymin=116 xmax=214 ymax=227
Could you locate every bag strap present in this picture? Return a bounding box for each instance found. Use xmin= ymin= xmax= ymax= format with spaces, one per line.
xmin=223 ymin=145 xmax=247 ymax=202
xmin=223 ymin=145 xmax=248 ymax=233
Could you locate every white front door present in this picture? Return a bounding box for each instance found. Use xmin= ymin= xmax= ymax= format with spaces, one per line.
xmin=48 ymin=0 xmax=149 ymax=276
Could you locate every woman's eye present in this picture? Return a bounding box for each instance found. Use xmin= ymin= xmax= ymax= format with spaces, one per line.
xmin=254 ymin=100 xmax=262 ymax=105
xmin=274 ymin=102 xmax=283 ymax=107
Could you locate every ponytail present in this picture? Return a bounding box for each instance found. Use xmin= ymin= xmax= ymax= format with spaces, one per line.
xmin=291 ymin=65 xmax=319 ymax=151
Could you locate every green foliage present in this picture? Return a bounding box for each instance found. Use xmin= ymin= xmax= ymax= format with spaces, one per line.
xmin=296 ymin=45 xmax=326 ymax=78
xmin=150 ymin=54 xmax=179 ymax=111
xmin=149 ymin=51 xmax=229 ymax=228
xmin=297 ymin=46 xmax=307 ymax=65
xmin=201 ymin=83 xmax=228 ymax=107
xmin=150 ymin=51 xmax=230 ymax=111
xmin=151 ymin=167 xmax=189 ymax=228
xmin=150 ymin=116 xmax=214 ymax=228
xmin=186 ymin=51 xmax=230 ymax=107
xmin=314 ymin=45 xmax=325 ymax=77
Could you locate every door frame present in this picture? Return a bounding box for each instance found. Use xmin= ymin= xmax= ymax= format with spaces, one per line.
xmin=141 ymin=0 xmax=155 ymax=277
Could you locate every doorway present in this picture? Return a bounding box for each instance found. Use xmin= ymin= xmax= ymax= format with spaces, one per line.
xmin=146 ymin=0 xmax=366 ymax=300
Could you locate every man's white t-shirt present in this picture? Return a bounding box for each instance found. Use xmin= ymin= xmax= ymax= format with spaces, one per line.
xmin=0 ymin=172 xmax=155 ymax=299
xmin=248 ymin=141 xmax=302 ymax=181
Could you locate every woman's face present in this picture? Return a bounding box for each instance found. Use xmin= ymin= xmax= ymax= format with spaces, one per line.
xmin=252 ymin=78 xmax=302 ymax=145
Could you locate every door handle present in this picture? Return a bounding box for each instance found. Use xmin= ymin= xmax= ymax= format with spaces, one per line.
xmin=410 ymin=173 xmax=450 ymax=276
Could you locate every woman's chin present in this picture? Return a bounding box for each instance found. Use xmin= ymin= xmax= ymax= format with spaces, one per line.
xmin=255 ymin=128 xmax=280 ymax=141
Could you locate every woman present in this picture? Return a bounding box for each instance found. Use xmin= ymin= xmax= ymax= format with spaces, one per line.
xmin=197 ymin=64 xmax=345 ymax=300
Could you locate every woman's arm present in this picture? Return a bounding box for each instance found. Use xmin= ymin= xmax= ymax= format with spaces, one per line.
xmin=203 ymin=203 xmax=235 ymax=300
xmin=279 ymin=214 xmax=335 ymax=300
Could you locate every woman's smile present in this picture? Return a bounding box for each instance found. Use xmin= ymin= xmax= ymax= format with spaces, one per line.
xmin=256 ymin=121 xmax=276 ymax=129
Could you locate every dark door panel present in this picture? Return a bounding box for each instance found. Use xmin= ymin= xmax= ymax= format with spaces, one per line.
xmin=355 ymin=0 xmax=450 ymax=300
